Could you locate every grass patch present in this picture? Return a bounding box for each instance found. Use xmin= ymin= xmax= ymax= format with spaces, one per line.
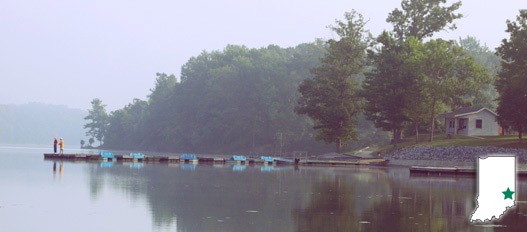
xmin=374 ymin=134 xmax=527 ymax=156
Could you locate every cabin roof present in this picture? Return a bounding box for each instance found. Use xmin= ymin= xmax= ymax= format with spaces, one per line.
xmin=442 ymin=107 xmax=497 ymax=118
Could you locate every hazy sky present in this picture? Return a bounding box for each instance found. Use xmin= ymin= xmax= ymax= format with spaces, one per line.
xmin=1 ymin=0 xmax=526 ymax=111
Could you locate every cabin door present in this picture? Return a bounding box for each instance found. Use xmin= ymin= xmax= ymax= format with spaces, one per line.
xmin=457 ymin=118 xmax=467 ymax=134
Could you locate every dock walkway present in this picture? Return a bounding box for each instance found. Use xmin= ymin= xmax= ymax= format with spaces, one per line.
xmin=43 ymin=153 xmax=388 ymax=167
xmin=410 ymin=166 xmax=527 ymax=177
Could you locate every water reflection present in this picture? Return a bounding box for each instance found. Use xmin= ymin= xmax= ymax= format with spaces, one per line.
xmin=131 ymin=162 xmax=144 ymax=169
xmin=52 ymin=161 xmax=64 ymax=180
xmin=232 ymin=165 xmax=246 ymax=172
xmin=292 ymin=170 xmax=527 ymax=232
xmin=181 ymin=163 xmax=197 ymax=171
xmin=100 ymin=161 xmax=114 ymax=168
xmin=83 ymin=162 xmax=527 ymax=232
xmin=260 ymin=165 xmax=274 ymax=172
xmin=87 ymin=163 xmax=302 ymax=231
xmin=292 ymin=175 xmax=362 ymax=231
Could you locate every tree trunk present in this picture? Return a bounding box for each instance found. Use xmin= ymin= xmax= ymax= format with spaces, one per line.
xmin=415 ymin=122 xmax=419 ymax=144
xmin=336 ymin=139 xmax=342 ymax=153
xmin=392 ymin=129 xmax=402 ymax=145
xmin=429 ymin=100 xmax=437 ymax=142
xmin=429 ymin=118 xmax=435 ymax=142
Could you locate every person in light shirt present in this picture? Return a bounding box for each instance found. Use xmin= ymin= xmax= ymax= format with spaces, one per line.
xmin=59 ymin=138 xmax=64 ymax=155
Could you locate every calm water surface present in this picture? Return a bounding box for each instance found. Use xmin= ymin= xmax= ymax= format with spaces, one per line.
xmin=1 ymin=146 xmax=527 ymax=232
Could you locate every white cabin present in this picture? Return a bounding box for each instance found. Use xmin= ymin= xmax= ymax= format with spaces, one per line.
xmin=443 ymin=107 xmax=500 ymax=136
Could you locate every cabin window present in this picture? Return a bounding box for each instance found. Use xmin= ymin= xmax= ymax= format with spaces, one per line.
xmin=476 ymin=119 xmax=482 ymax=129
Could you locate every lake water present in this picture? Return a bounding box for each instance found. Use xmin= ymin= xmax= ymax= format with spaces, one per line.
xmin=1 ymin=146 xmax=527 ymax=232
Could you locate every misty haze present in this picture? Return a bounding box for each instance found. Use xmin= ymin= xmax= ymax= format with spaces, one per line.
xmin=2 ymin=0 xmax=527 ymax=231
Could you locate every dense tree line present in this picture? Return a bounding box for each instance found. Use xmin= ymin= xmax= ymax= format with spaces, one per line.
xmin=297 ymin=0 xmax=497 ymax=148
xmin=85 ymin=0 xmax=527 ymax=153
xmin=86 ymin=43 xmax=388 ymax=153
xmin=361 ymin=0 xmax=525 ymax=143
xmin=296 ymin=0 xmax=523 ymax=148
xmin=362 ymin=0 xmax=494 ymax=143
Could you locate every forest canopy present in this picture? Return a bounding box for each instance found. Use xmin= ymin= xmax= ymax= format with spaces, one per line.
xmin=94 ymin=42 xmax=389 ymax=153
xmin=85 ymin=2 xmax=517 ymax=154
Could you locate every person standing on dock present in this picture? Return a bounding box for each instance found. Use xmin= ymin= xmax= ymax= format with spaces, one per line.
xmin=53 ymin=138 xmax=58 ymax=154
xmin=59 ymin=138 xmax=64 ymax=155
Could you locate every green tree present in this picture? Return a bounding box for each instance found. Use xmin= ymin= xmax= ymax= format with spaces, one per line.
xmin=88 ymin=137 xmax=95 ymax=147
xmin=296 ymin=11 xmax=369 ymax=152
xmin=80 ymin=139 xmax=85 ymax=148
xmin=84 ymin=98 xmax=109 ymax=146
xmin=386 ymin=8 xmax=495 ymax=143
xmin=409 ymin=38 xmax=491 ymax=141
xmin=364 ymin=38 xmax=490 ymax=143
xmin=105 ymin=99 xmax=148 ymax=149
xmin=458 ymin=36 xmax=501 ymax=110
xmin=387 ymin=0 xmax=462 ymax=40
xmin=176 ymin=44 xmax=326 ymax=153
xmin=364 ymin=0 xmax=463 ymax=144
xmin=496 ymin=10 xmax=527 ymax=140
xmin=141 ymin=73 xmax=178 ymax=151
xmin=363 ymin=32 xmax=414 ymax=143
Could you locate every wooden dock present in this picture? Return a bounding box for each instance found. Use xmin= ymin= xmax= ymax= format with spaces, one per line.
xmin=410 ymin=166 xmax=527 ymax=177
xmin=43 ymin=153 xmax=388 ymax=167
xmin=409 ymin=166 xmax=476 ymax=176
xmin=44 ymin=153 xmax=225 ymax=163
xmin=302 ymin=158 xmax=388 ymax=166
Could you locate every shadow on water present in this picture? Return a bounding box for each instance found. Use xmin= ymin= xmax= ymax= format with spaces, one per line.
xmin=84 ymin=162 xmax=527 ymax=232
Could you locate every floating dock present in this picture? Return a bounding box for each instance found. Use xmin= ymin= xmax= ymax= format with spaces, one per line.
xmin=409 ymin=166 xmax=476 ymax=176
xmin=302 ymin=158 xmax=388 ymax=166
xmin=43 ymin=153 xmax=388 ymax=166
xmin=410 ymin=166 xmax=527 ymax=177
xmin=43 ymin=153 xmax=224 ymax=163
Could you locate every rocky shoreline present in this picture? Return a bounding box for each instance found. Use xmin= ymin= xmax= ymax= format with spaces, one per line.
xmin=386 ymin=146 xmax=527 ymax=168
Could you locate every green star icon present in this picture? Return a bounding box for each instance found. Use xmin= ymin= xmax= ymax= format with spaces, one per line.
xmin=502 ymin=187 xmax=515 ymax=200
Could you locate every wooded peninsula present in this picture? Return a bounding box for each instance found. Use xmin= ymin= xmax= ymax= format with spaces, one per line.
xmin=83 ymin=0 xmax=527 ymax=155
